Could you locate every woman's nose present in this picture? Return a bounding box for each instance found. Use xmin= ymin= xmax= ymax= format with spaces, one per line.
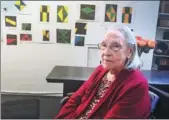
xmin=102 ymin=49 xmax=112 ymax=57
xmin=103 ymin=46 xmax=112 ymax=54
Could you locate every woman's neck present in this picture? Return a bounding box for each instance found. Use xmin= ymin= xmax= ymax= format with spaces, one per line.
xmin=107 ymin=71 xmax=116 ymax=82
xmin=109 ymin=67 xmax=123 ymax=76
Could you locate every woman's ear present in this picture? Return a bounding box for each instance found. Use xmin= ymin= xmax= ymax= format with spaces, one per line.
xmin=127 ymin=48 xmax=133 ymax=59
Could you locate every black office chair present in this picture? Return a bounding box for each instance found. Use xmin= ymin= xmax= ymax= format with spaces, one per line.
xmin=149 ymin=85 xmax=169 ymax=118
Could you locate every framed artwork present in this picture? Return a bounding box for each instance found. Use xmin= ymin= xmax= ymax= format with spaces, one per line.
xmin=20 ymin=34 xmax=32 ymax=41
xmin=42 ymin=30 xmax=49 ymax=41
xmin=75 ymin=36 xmax=85 ymax=46
xmin=22 ymin=23 xmax=31 ymax=31
xmin=40 ymin=5 xmax=50 ymax=22
xmin=5 ymin=16 xmax=17 ymax=27
xmin=7 ymin=34 xmax=17 ymax=45
xmin=80 ymin=4 xmax=95 ymax=20
xmin=75 ymin=22 xmax=87 ymax=35
xmin=104 ymin=4 xmax=117 ymax=22
xmin=57 ymin=29 xmax=71 ymax=44
xmin=57 ymin=5 xmax=68 ymax=23
xmin=122 ymin=7 xmax=133 ymax=23
xmin=15 ymin=0 xmax=26 ymax=11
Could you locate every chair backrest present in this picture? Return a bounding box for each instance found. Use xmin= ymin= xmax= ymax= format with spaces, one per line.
xmin=149 ymin=91 xmax=159 ymax=112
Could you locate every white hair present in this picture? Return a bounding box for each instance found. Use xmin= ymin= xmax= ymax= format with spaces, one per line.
xmin=106 ymin=24 xmax=141 ymax=70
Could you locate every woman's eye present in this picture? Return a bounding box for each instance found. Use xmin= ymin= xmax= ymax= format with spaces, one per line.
xmin=101 ymin=43 xmax=106 ymax=47
xmin=111 ymin=44 xmax=119 ymax=48
xmin=102 ymin=44 xmax=106 ymax=47
xmin=114 ymin=44 xmax=119 ymax=48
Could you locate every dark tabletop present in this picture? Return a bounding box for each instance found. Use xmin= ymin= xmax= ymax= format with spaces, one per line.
xmin=46 ymin=65 xmax=95 ymax=82
xmin=46 ymin=66 xmax=169 ymax=85
xmin=142 ymin=71 xmax=169 ymax=85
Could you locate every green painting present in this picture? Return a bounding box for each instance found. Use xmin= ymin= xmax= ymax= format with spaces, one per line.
xmin=57 ymin=29 xmax=71 ymax=44
xmin=22 ymin=23 xmax=31 ymax=31
xmin=80 ymin=4 xmax=95 ymax=20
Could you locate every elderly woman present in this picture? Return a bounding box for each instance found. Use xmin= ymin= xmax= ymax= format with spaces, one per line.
xmin=55 ymin=24 xmax=151 ymax=119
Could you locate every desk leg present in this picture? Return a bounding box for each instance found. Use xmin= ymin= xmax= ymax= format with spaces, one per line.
xmin=63 ymin=81 xmax=84 ymax=97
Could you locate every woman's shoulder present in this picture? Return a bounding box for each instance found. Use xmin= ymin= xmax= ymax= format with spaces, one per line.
xmin=131 ymin=69 xmax=148 ymax=82
xmin=117 ymin=69 xmax=149 ymax=98
xmin=121 ymin=69 xmax=149 ymax=89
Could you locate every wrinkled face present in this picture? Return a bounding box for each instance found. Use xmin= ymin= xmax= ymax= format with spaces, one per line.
xmin=99 ymin=30 xmax=132 ymax=71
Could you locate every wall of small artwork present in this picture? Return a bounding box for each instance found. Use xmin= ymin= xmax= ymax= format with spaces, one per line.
xmin=1 ymin=1 xmax=160 ymax=94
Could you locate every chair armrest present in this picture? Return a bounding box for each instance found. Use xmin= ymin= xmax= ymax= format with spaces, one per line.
xmin=66 ymin=92 xmax=74 ymax=96
xmin=60 ymin=92 xmax=75 ymax=107
xmin=149 ymin=91 xmax=159 ymax=112
xmin=60 ymin=96 xmax=70 ymax=106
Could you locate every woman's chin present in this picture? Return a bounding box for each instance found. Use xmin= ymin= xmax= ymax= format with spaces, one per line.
xmin=102 ymin=63 xmax=112 ymax=70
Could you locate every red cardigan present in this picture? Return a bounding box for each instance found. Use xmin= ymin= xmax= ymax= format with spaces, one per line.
xmin=55 ymin=65 xmax=151 ymax=119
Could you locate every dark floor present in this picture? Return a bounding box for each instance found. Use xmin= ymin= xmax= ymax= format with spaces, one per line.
xmin=1 ymin=94 xmax=62 ymax=119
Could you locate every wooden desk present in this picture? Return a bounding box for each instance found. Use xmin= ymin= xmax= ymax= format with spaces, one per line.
xmin=46 ymin=65 xmax=169 ymax=96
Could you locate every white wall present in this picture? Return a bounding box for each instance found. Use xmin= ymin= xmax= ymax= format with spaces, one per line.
xmin=1 ymin=1 xmax=159 ymax=95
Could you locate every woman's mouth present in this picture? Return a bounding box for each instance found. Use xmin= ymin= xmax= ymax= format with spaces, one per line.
xmin=103 ymin=59 xmax=112 ymax=62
